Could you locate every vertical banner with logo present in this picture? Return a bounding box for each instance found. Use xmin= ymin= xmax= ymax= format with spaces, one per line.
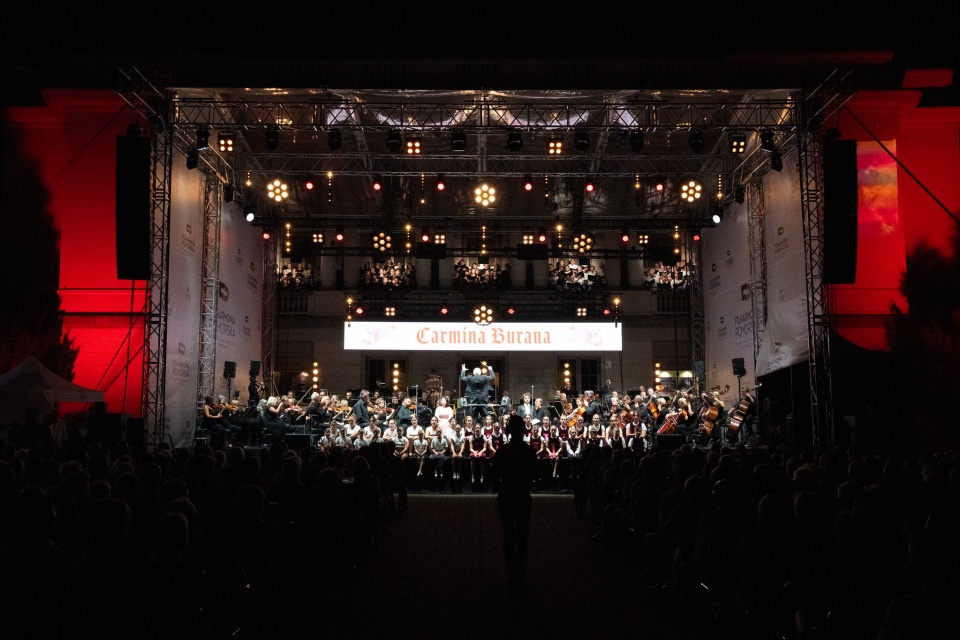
xmin=701 ymin=199 xmax=755 ymax=398
xmin=165 ymin=163 xmax=204 ymax=447
xmin=216 ymin=202 xmax=264 ymax=407
xmin=756 ymin=149 xmax=809 ymax=375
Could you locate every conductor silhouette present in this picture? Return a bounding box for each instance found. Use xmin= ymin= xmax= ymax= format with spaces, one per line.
xmin=493 ymin=414 xmax=538 ymax=594
xmin=460 ymin=364 xmax=495 ymax=418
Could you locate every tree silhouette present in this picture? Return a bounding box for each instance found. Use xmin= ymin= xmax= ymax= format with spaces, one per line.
xmin=0 ymin=113 xmax=78 ymax=378
xmin=885 ymin=231 xmax=960 ymax=450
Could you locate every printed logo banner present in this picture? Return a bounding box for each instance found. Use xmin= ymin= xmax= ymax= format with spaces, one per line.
xmin=344 ymin=322 xmax=622 ymax=351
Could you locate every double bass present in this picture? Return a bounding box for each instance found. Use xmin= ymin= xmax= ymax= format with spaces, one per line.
xmin=696 ymin=386 xmax=728 ymax=445
xmin=726 ymin=386 xmax=759 ymax=442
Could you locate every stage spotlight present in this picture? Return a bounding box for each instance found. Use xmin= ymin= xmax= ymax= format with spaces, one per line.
xmin=435 ymin=175 xmax=446 ymax=191
xmin=244 ymin=203 xmax=255 ymax=222
xmin=305 ymin=179 xmax=315 ymax=191
xmin=770 ymin=150 xmax=783 ymax=172
xmin=386 ymin=130 xmax=402 ymax=153
xmin=474 ymin=305 xmax=493 ymax=326
xmin=537 ymin=228 xmax=547 ymax=243
xmin=522 ymin=175 xmax=534 ymax=191
xmin=450 ymin=130 xmax=467 ymax=152
xmin=217 ymin=131 xmax=235 ymax=152
xmin=264 ymin=127 xmax=280 ymax=151
xmin=571 ymin=232 xmax=594 ymax=253
xmin=584 ymin=177 xmax=596 ymax=193
xmin=223 ymin=184 xmax=234 ymax=203
xmin=327 ymin=129 xmax=342 ymax=150
xmin=440 ymin=302 xmax=449 ymax=315
xmin=474 ymin=183 xmax=496 ymax=207
xmin=728 ymin=133 xmax=746 ymax=153
xmin=267 ymin=179 xmax=288 ymax=202
xmin=186 ymin=147 xmax=199 ymax=169
xmin=507 ymin=131 xmax=523 ymax=152
xmin=734 ymin=185 xmax=745 ymax=204
xmin=262 ymin=230 xmax=271 ymax=240
xmin=522 ymin=232 xmax=535 ymax=245
xmin=574 ymin=129 xmax=589 ymax=152
xmin=621 ymin=229 xmax=630 ymax=244
xmin=196 ymin=127 xmax=210 ymax=150
xmin=372 ymin=175 xmax=383 ymax=191
xmin=420 ymin=228 xmax=431 ymax=243
xmin=637 ymin=233 xmax=649 ymax=245
xmin=334 ymin=227 xmax=345 ymax=243
xmin=760 ymin=130 xmax=775 ymax=152
xmin=547 ymin=135 xmax=563 ymax=155
xmin=653 ymin=177 xmax=665 ymax=193
xmin=385 ymin=306 xmax=396 ymax=317
xmin=434 ymin=231 xmax=446 ymax=244
xmin=680 ymin=179 xmax=703 ymax=203
xmin=688 ymin=129 xmax=705 ymax=153
xmin=629 ymin=130 xmax=645 ymax=153
xmin=711 ymin=204 xmax=724 ymax=225
xmin=405 ymin=135 xmax=422 ymax=155
xmin=312 ymin=232 xmax=324 ymax=244
xmin=372 ymin=232 xmax=392 ymax=252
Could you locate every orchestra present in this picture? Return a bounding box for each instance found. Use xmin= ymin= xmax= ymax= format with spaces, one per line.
xmin=201 ymin=364 xmax=759 ymax=491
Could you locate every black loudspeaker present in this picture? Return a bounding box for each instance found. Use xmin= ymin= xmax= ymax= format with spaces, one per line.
xmin=822 ymin=138 xmax=858 ymax=284
xmin=115 ymin=136 xmax=152 ymax=280
xmin=223 ymin=361 xmax=236 ymax=379
xmin=732 ymin=358 xmax=746 ymax=377
xmin=284 ymin=433 xmax=312 ymax=449
xmin=90 ymin=412 xmax=124 ymax=448
xmin=249 ymin=360 xmax=261 ymax=377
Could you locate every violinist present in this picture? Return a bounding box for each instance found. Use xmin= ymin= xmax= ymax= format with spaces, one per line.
xmin=350 ymin=390 xmax=371 ymax=427
xmin=306 ymin=393 xmax=331 ymax=430
xmin=581 ymin=390 xmax=601 ymax=424
xmin=203 ymin=395 xmax=239 ymax=447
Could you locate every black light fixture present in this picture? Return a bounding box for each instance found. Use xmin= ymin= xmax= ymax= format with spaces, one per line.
xmin=450 ymin=130 xmax=467 ymax=152
xmin=386 ymin=130 xmax=402 ymax=153
xmin=759 ymin=130 xmax=776 ymax=152
xmin=629 ymin=130 xmax=645 ymax=153
xmin=734 ymin=185 xmax=745 ymax=204
xmin=728 ymin=133 xmax=746 ymax=153
xmin=186 ymin=147 xmax=199 ymax=169
xmin=196 ymin=127 xmax=210 ymax=150
xmin=688 ymin=128 xmax=705 ymax=153
xmin=770 ymin=150 xmax=783 ymax=172
xmin=223 ymin=184 xmax=234 ymax=203
xmin=507 ymin=131 xmax=523 ymax=152
xmin=265 ymin=127 xmax=280 ymax=151
xmin=327 ymin=129 xmax=342 ymax=150
xmin=574 ymin=129 xmax=590 ymax=152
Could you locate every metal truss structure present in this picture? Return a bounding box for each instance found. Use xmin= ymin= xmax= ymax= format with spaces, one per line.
xmin=748 ymin=183 xmax=768 ymax=363
xmin=118 ymin=67 xmax=174 ymax=450
xmin=196 ymin=176 xmax=222 ymax=433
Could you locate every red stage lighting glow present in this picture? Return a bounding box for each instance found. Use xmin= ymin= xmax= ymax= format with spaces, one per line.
xmin=305 ymin=180 xmax=315 ymax=190
xmin=440 ymin=306 xmax=448 ymax=315
xmin=693 ymin=233 xmax=701 ymax=242
xmin=262 ymin=231 xmax=271 ymax=240
xmin=355 ymin=307 xmax=364 ymax=315
xmin=372 ymin=178 xmax=382 ymax=191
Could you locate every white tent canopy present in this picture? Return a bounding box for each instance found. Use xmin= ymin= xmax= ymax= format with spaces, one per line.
xmin=0 ymin=356 xmax=104 ymax=425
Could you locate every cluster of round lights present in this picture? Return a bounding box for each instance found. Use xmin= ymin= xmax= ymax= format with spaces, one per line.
xmin=577 ymin=307 xmax=588 ymax=317
xmin=312 ymin=361 xmax=319 ymax=384
xmin=474 ymin=305 xmax=493 ymax=326
xmin=680 ymin=179 xmax=702 ymax=203
xmin=572 ymin=233 xmax=594 ymax=253
xmin=474 ymin=183 xmax=496 ymax=207
xmin=393 ymin=362 xmax=400 ymax=391
xmin=406 ymin=139 xmax=421 ymax=154
xmin=385 ymin=306 xmax=396 ymax=317
xmin=563 ymin=362 xmax=571 ymax=387
xmin=548 ymin=138 xmax=563 ymax=155
xmin=373 ymin=232 xmax=392 ymax=252
xmin=267 ymin=179 xmax=289 ymax=202
xmin=680 ymin=180 xmax=703 ymax=202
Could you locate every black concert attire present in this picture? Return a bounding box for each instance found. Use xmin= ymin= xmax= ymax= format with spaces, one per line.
xmin=460 ymin=365 xmax=495 ymax=419
xmin=493 ymin=419 xmax=539 ymax=591
xmin=350 ymin=398 xmax=371 ymax=427
xmin=248 ymin=380 xmax=261 ymax=407
xmin=581 ymin=396 xmax=601 ymax=425
xmin=395 ymin=404 xmax=414 ymax=428
xmin=306 ymin=400 xmax=331 ymax=431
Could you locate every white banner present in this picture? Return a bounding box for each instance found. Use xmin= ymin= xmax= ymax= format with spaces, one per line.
xmin=344 ymin=321 xmax=622 ymax=351
xmin=701 ymin=197 xmax=756 ymax=396
xmin=165 ymin=162 xmax=204 ymax=448
xmin=756 ymin=147 xmax=810 ymax=375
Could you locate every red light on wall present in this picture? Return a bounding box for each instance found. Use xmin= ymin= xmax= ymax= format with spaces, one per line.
xmin=421 ymin=231 xmax=431 ymax=243
xmin=262 ymin=231 xmax=271 ymax=240
xmin=523 ymin=175 xmax=534 ymax=191
xmin=436 ymin=175 xmax=446 ymax=191
xmin=440 ymin=305 xmax=448 ymax=315
xmin=305 ymin=180 xmax=315 ymax=190
xmin=621 ymin=230 xmax=630 ymax=243
xmin=372 ymin=177 xmax=382 ymax=191
xmin=334 ymin=227 xmax=345 ymax=243
xmin=355 ymin=306 xmax=364 ymax=315
xmin=693 ymin=233 xmax=701 ymax=242
xmin=603 ymin=308 xmax=611 ymax=315
xmin=585 ymin=179 xmax=595 ymax=193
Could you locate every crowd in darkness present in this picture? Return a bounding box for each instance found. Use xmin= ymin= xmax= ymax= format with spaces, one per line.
xmin=644 ymin=260 xmax=693 ymax=289
xmin=6 ymin=396 xmax=958 ymax=639
xmin=454 ymin=259 xmax=512 ymax=290
xmin=0 ymin=416 xmax=400 ymax=639
xmin=276 ymin=263 xmax=318 ymax=289
xmin=577 ymin=442 xmax=960 ymax=639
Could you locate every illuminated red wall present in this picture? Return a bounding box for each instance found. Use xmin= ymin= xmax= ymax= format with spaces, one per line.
xmin=8 ymin=90 xmax=146 ymax=415
xmin=828 ymin=87 xmax=960 ymax=350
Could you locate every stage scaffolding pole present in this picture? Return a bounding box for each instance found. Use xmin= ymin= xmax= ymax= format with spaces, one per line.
xmin=196 ymin=176 xmax=222 ymax=440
